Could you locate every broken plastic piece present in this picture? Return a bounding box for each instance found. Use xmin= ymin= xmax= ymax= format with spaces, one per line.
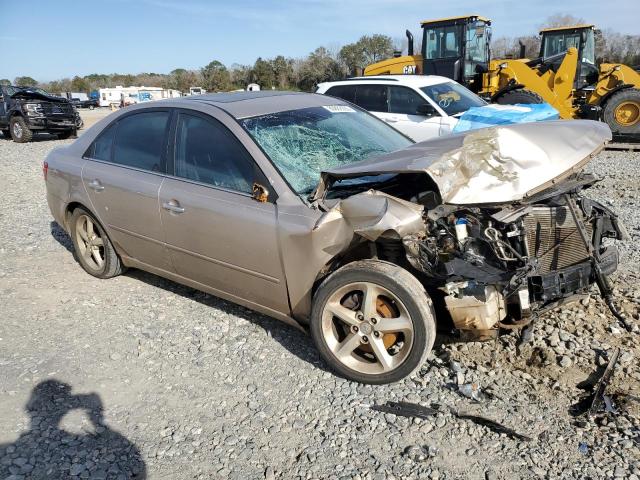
xmin=578 ymin=442 xmax=589 ymax=455
xmin=589 ymin=348 xmax=620 ymax=417
xmin=370 ymin=401 xmax=439 ymax=419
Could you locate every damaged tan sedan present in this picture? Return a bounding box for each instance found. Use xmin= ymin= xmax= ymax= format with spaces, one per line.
xmin=45 ymin=92 xmax=627 ymax=384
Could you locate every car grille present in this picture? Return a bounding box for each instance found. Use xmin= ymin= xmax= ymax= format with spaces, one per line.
xmin=524 ymin=206 xmax=593 ymax=274
xmin=40 ymin=102 xmax=74 ymax=115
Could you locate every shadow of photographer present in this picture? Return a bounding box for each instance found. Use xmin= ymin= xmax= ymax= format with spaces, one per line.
xmin=0 ymin=380 xmax=146 ymax=479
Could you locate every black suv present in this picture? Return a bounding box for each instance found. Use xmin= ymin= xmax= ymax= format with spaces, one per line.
xmin=0 ymin=85 xmax=77 ymax=142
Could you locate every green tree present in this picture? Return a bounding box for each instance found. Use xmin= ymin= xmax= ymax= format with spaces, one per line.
xmin=272 ymin=55 xmax=294 ymax=89
xmin=252 ymin=57 xmax=276 ymax=89
xmin=339 ymin=34 xmax=394 ymax=75
xmin=70 ymin=76 xmax=90 ymax=93
xmin=0 ymin=79 xmax=10 ymax=86
xmin=201 ymin=60 xmax=231 ymax=92
xmin=229 ymin=64 xmax=252 ymax=89
xmin=298 ymin=47 xmax=343 ymax=91
xmin=14 ymin=76 xmax=38 ymax=87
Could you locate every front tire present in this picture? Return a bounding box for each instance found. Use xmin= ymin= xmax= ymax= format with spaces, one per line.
xmin=310 ymin=260 xmax=436 ymax=384
xmin=495 ymin=89 xmax=544 ymax=105
xmin=57 ymin=130 xmax=74 ymax=140
xmin=10 ymin=116 xmax=33 ymax=143
xmin=70 ymin=208 xmax=124 ymax=279
xmin=602 ymin=88 xmax=640 ymax=135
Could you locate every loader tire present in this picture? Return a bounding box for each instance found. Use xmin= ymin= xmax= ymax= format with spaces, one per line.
xmin=602 ymin=88 xmax=640 ymax=135
xmin=495 ymin=89 xmax=544 ymax=105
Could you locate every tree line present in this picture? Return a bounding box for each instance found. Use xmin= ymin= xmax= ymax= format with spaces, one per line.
xmin=3 ymin=14 xmax=638 ymax=94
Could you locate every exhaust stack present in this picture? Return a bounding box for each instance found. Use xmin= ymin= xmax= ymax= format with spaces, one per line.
xmin=406 ymin=30 xmax=414 ymax=56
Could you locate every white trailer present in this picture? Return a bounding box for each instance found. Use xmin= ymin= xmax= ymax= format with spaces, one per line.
xmin=98 ymin=86 xmax=182 ymax=106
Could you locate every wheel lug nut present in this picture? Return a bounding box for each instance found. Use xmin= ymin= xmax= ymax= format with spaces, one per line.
xmin=362 ymin=336 xmax=368 ymax=343
xmin=356 ymin=312 xmax=364 ymax=321
xmin=373 ymin=331 xmax=380 ymax=338
xmin=351 ymin=325 xmax=359 ymax=333
xmin=371 ymin=318 xmax=377 ymax=324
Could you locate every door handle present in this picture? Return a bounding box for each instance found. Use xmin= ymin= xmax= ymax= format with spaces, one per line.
xmin=162 ymin=200 xmax=185 ymax=214
xmin=88 ymin=179 xmax=104 ymax=192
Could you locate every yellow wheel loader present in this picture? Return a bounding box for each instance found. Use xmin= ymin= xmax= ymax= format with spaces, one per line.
xmin=364 ymin=16 xmax=640 ymax=139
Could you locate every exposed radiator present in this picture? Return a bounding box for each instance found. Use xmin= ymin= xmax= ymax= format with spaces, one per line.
xmin=524 ymin=206 xmax=593 ymax=274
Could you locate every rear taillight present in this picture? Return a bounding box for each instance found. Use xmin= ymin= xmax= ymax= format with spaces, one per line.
xmin=43 ymin=161 xmax=48 ymax=181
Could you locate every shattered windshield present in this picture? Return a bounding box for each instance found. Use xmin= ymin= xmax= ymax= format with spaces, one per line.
xmin=241 ymin=106 xmax=412 ymax=195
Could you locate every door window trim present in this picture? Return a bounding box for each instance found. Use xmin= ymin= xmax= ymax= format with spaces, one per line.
xmin=82 ymin=107 xmax=173 ymax=177
xmin=168 ymin=108 xmax=276 ymax=202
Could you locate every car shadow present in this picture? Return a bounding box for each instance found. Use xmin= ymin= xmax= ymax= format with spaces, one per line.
xmin=0 ymin=380 xmax=146 ymax=479
xmin=49 ymin=222 xmax=326 ymax=374
xmin=50 ymin=220 xmax=74 ymax=253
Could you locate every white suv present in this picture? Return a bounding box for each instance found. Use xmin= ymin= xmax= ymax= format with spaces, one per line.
xmin=316 ymin=75 xmax=487 ymax=142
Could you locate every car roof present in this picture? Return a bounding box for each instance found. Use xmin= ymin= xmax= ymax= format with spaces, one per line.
xmin=179 ymin=91 xmax=346 ymax=119
xmin=318 ymin=75 xmax=454 ymax=89
xmin=121 ymin=91 xmax=349 ymax=120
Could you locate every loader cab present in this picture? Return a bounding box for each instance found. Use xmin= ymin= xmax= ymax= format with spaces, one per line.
xmin=539 ymin=25 xmax=599 ymax=88
xmin=421 ymin=15 xmax=491 ymax=92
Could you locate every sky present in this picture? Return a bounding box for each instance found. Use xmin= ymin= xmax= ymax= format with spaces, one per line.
xmin=3 ymin=0 xmax=639 ymax=82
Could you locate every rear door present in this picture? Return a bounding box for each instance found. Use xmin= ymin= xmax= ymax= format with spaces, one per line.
xmin=82 ymin=109 xmax=173 ymax=271
xmin=324 ymin=85 xmax=357 ymax=104
xmin=159 ymin=109 xmax=289 ymax=313
xmin=387 ymin=86 xmax=443 ymax=142
xmin=353 ymin=84 xmax=390 ymax=122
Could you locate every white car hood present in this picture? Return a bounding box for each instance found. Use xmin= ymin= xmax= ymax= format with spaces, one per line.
xmin=317 ymin=120 xmax=612 ymax=205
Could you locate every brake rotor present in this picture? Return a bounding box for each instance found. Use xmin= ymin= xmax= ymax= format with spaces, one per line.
xmin=358 ymin=296 xmax=399 ymax=353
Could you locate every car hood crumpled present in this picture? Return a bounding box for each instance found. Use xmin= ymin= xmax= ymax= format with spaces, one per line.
xmin=316 ymin=120 xmax=612 ymax=205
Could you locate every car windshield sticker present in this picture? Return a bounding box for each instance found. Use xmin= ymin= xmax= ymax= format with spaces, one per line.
xmin=323 ymin=105 xmax=356 ymax=113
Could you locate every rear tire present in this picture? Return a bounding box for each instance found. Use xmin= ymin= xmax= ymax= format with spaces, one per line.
xmin=70 ymin=207 xmax=125 ymax=279
xmin=495 ymin=89 xmax=544 ymax=105
xmin=10 ymin=116 xmax=33 ymax=143
xmin=602 ymin=88 xmax=640 ymax=135
xmin=310 ymin=260 xmax=436 ymax=384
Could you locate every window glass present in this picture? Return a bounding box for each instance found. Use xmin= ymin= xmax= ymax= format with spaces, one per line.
xmin=241 ymin=106 xmax=412 ymax=196
xmin=420 ymin=82 xmax=486 ymax=116
xmin=112 ymin=112 xmax=169 ymax=172
xmin=464 ymin=22 xmax=490 ymax=77
xmin=175 ymin=113 xmax=254 ymax=193
xmin=423 ymin=25 xmax=462 ymax=59
xmin=354 ymin=85 xmax=388 ymax=112
xmin=90 ymin=123 xmax=116 ymax=161
xmin=388 ymin=87 xmax=430 ymax=115
xmin=543 ymin=32 xmax=581 ymax=58
xmin=325 ymin=85 xmax=356 ymax=104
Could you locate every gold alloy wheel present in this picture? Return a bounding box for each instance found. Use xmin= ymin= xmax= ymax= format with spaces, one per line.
xmin=75 ymin=214 xmax=105 ymax=271
xmin=320 ymin=281 xmax=414 ymax=375
xmin=614 ymin=101 xmax=640 ymax=126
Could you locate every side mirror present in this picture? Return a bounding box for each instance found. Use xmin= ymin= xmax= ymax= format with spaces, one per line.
xmin=252 ymin=182 xmax=269 ymax=203
xmin=416 ymin=103 xmax=437 ymax=116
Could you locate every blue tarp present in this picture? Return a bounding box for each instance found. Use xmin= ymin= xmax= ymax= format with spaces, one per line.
xmin=452 ymin=103 xmax=559 ymax=133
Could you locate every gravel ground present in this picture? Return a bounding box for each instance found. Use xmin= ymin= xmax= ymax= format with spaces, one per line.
xmin=0 ymin=122 xmax=638 ymax=479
